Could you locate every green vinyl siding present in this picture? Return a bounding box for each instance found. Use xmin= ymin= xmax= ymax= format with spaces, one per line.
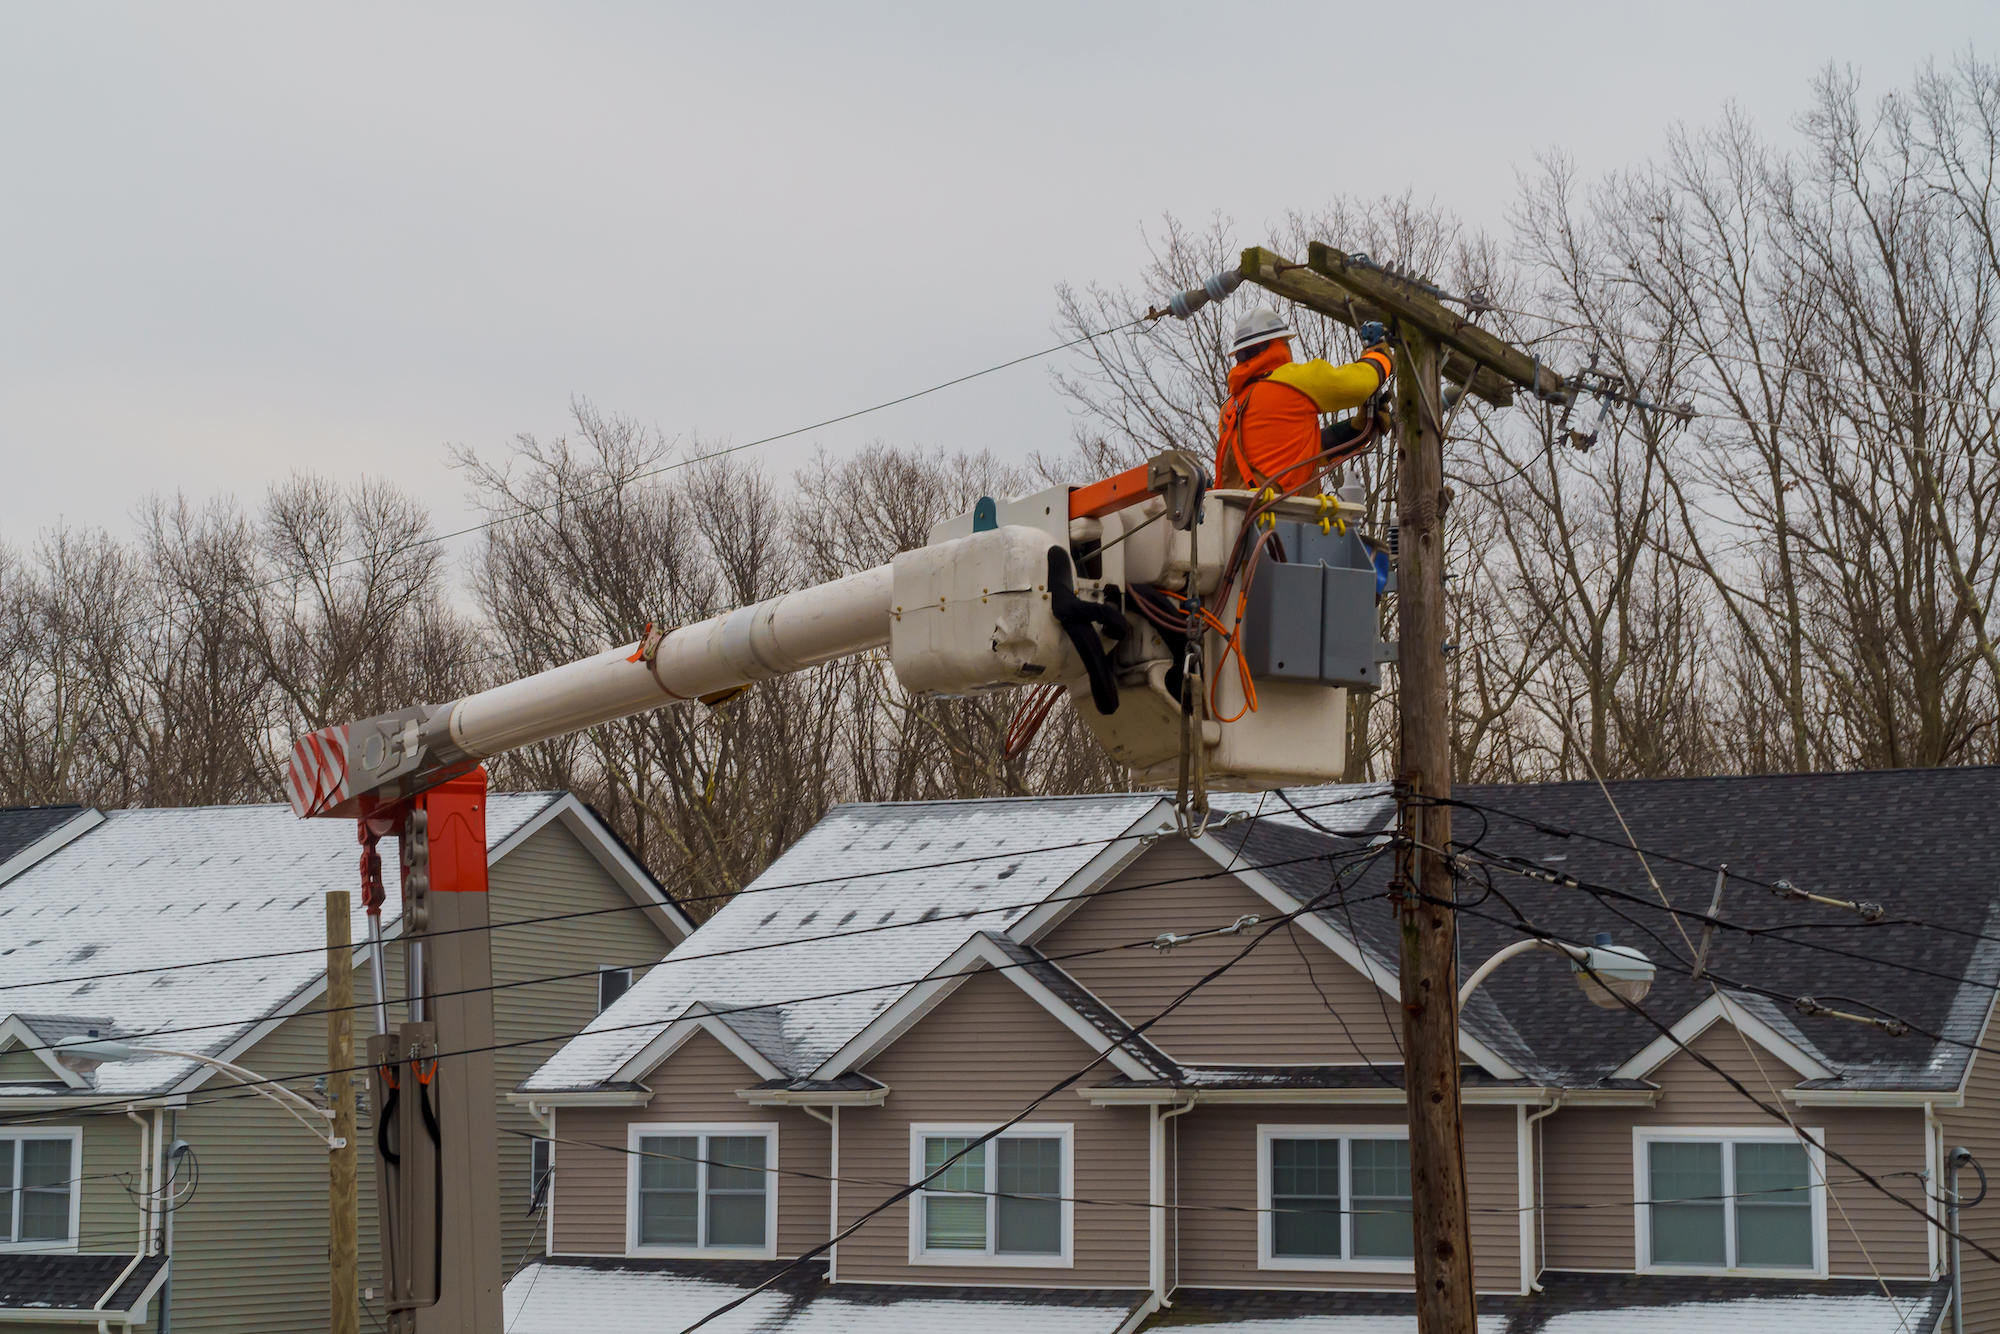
xmin=487 ymin=818 xmax=666 ymax=1276
xmin=140 ymin=813 xmax=676 ymax=1334
xmin=0 ymin=1045 xmax=62 ymax=1084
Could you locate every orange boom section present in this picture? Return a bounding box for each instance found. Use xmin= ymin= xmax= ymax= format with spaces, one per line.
xmin=1067 ymin=463 xmax=1156 ymax=519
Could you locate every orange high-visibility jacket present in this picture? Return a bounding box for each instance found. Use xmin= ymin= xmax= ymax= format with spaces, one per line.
xmin=1214 ymin=340 xmax=1392 ymax=492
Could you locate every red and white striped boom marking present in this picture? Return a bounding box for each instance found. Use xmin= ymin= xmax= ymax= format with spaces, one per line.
xmin=287 ymin=725 xmax=352 ymax=819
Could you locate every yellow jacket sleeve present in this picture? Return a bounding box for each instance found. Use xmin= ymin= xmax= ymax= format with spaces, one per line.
xmin=1266 ymin=351 xmax=1391 ymax=413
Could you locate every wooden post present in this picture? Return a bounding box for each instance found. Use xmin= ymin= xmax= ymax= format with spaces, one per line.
xmin=1391 ymin=324 xmax=1477 ymax=1334
xmin=327 ymin=891 xmax=359 ymax=1334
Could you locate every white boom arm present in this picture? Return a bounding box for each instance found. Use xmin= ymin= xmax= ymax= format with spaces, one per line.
xmin=288 ymin=564 xmax=896 ymax=818
xmin=288 ymin=474 xmax=1384 ymax=820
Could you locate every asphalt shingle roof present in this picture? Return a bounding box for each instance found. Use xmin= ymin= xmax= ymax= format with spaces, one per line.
xmin=532 ymin=768 xmax=2000 ymax=1097
xmin=523 ymin=793 xmax=1169 ymax=1091
xmin=0 ymin=805 xmax=87 ymax=866
xmin=0 ymin=794 xmax=563 ymax=1098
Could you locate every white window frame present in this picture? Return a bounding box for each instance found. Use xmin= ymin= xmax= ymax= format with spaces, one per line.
xmin=597 ymin=965 xmax=634 ymax=1014
xmin=625 ymin=1121 xmax=779 ymax=1259
xmin=0 ymin=1128 xmax=83 ymax=1254
xmin=528 ymin=1136 xmax=552 ymax=1212
xmin=1633 ymin=1126 xmax=1827 ymax=1277
xmin=1257 ymin=1124 xmax=1416 ymax=1274
xmin=907 ymin=1122 xmax=1074 ymax=1268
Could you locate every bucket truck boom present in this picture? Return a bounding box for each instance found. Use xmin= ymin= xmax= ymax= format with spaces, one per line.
xmin=290 ymin=451 xmax=1391 ymax=1333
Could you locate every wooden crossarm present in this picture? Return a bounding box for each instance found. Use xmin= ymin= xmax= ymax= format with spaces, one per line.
xmin=1236 ymin=247 xmax=1517 ymax=407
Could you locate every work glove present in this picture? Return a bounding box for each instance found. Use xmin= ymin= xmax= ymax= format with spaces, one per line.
xmin=1358 ymin=320 xmax=1388 ymax=350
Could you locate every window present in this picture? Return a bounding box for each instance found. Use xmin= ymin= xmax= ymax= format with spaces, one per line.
xmin=909 ymin=1123 xmax=1072 ymax=1266
xmin=598 ymin=967 xmax=633 ymax=1014
xmin=1636 ymin=1129 xmax=1823 ymax=1274
xmin=1258 ymin=1125 xmax=1413 ymax=1271
xmin=625 ymin=1123 xmax=776 ymax=1258
xmin=529 ymin=1138 xmax=552 ymax=1213
xmin=0 ymin=1132 xmax=80 ymax=1251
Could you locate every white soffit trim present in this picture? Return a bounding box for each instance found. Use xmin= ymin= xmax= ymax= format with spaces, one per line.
xmin=612 ymin=1003 xmax=786 ymax=1085
xmin=0 ymin=808 xmax=104 ymax=888
xmin=1007 ymin=801 xmax=1178 ymax=943
xmin=1611 ymin=991 xmax=1834 ymax=1083
xmin=811 ymin=933 xmax=1156 ymax=1081
xmin=1187 ymin=836 xmax=1522 ymax=1081
xmin=489 ymin=793 xmax=696 ymax=944
xmin=1785 ymin=1089 xmax=1958 ymax=1108
xmin=0 ymin=1017 xmax=91 ymax=1088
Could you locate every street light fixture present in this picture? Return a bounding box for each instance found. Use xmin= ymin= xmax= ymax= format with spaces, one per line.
xmin=57 ymin=1035 xmax=342 ymax=1149
xmin=1458 ymin=932 xmax=1655 ymax=1011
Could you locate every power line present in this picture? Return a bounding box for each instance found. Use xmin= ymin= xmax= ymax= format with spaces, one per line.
xmin=100 ymin=318 xmax=1145 ymax=640
xmin=0 ymin=788 xmax=1392 ymax=996
xmin=672 ymin=843 xmax=1357 ymax=1333
xmin=0 ymin=881 xmax=1391 ymax=1130
xmin=1452 ymin=902 xmax=2000 ymax=1273
xmin=0 ymin=839 xmax=1383 ymax=1062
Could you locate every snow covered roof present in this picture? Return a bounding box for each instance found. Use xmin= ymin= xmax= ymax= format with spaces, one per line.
xmin=522 ymin=793 xmax=1171 ymax=1091
xmin=0 ymin=792 xmax=630 ymax=1101
xmin=502 ymin=1257 xmax=1147 ymax=1333
xmin=1160 ymin=1271 xmax=1947 ymax=1331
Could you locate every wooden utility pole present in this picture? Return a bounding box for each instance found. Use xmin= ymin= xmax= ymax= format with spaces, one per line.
xmin=1237 ymin=243 xmax=1561 ymax=1334
xmin=1389 ymin=324 xmax=1477 ymax=1333
xmin=327 ymin=891 xmax=359 ymax=1334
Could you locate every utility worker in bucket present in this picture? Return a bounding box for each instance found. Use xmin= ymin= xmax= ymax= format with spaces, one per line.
xmin=1214 ymin=306 xmax=1394 ymax=495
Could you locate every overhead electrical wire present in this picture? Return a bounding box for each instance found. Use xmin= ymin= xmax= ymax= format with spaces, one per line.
xmin=670 ymin=833 xmax=1356 ymax=1334
xmin=100 ymin=317 xmax=1147 ymax=639
xmin=0 ymin=788 xmax=1392 ymax=996
xmin=0 ymin=839 xmax=1386 ymax=1063
xmin=0 ymin=873 xmax=1395 ymax=1129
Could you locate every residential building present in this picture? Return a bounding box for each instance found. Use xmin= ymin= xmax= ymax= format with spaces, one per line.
xmin=0 ymin=792 xmax=692 ymax=1333
xmin=509 ymin=771 xmax=1994 ymax=1332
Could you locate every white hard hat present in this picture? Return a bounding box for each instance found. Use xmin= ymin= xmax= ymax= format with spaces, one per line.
xmin=1228 ymin=305 xmax=1293 ymax=355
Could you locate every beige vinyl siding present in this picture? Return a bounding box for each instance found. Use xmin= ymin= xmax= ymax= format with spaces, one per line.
xmin=1172 ymin=1103 xmax=1520 ymax=1293
xmin=549 ymin=1030 xmax=832 ymax=1259
xmin=1540 ymin=1021 xmax=1929 ymax=1278
xmin=840 ymin=966 xmax=1151 ymax=1288
xmin=489 ymin=819 xmax=674 ymax=1275
xmin=1035 ymin=842 xmax=1403 ymax=1066
xmin=1941 ymin=999 xmax=2000 ymax=1328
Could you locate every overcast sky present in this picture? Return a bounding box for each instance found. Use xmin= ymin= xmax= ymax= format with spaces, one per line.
xmin=0 ymin=2 xmax=1984 ymax=550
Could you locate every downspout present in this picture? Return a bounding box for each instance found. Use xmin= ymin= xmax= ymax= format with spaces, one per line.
xmin=1524 ymin=1096 xmax=1563 ymax=1294
xmin=98 ymin=1110 xmax=153 ymax=1333
xmin=158 ymin=1111 xmax=177 ymax=1334
xmin=828 ymin=1107 xmax=840 ymax=1284
xmin=1926 ymin=1101 xmax=1942 ymax=1278
xmin=791 ymin=1105 xmax=835 ymax=1281
xmin=1157 ymin=1096 xmax=1196 ymax=1308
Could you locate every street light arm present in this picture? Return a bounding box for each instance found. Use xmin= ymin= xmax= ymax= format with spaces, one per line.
xmin=129 ymin=1046 xmax=340 ymax=1149
xmin=1458 ymin=938 xmax=1584 ymax=1008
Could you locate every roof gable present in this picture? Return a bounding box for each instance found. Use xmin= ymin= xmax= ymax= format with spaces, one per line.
xmin=522 ymin=794 xmax=1173 ymax=1091
xmin=0 ymin=792 xmax=578 ymax=1101
xmin=1612 ymin=991 xmax=1834 ymax=1083
xmin=810 ymin=933 xmax=1166 ymax=1081
xmin=0 ymin=807 xmax=102 ymax=888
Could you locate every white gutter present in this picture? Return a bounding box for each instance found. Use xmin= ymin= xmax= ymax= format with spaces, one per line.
xmin=504 ymin=1089 xmax=653 ymax=1108
xmin=1785 ymin=1088 xmax=1962 ymax=1108
xmin=734 ymin=1086 xmax=888 ymax=1109
xmin=1078 ymin=1085 xmax=1657 ymax=1108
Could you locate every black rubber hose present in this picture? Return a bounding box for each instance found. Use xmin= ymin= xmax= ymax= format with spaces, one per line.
xmin=1047 ymin=547 xmax=1130 ymax=714
xmin=420 ymin=1073 xmax=443 ymax=1304
xmin=377 ymin=1078 xmax=400 ymax=1167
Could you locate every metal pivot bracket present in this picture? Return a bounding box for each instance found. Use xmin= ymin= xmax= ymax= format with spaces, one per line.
xmin=1145 ymin=451 xmax=1210 ymax=531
